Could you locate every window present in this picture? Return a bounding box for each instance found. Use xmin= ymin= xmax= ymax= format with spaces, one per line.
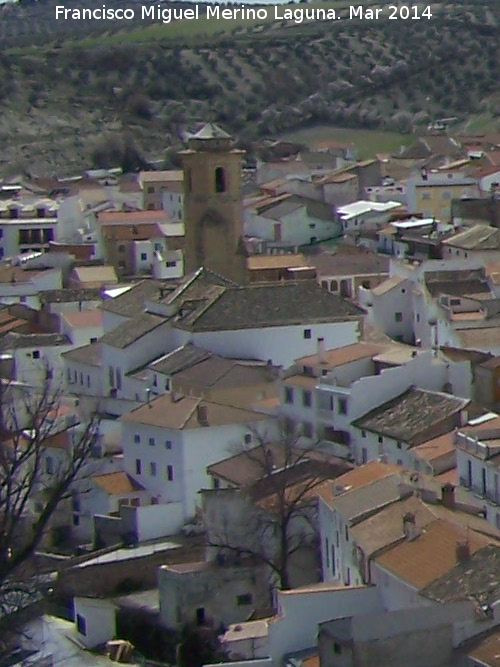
xmin=165 ymin=440 xmax=172 ymax=449
xmin=149 ymin=437 xmax=155 ymax=447
xmin=302 ymin=390 xmax=312 ymax=408
xmin=213 ymin=477 xmax=220 ymax=489
xmin=284 ymin=387 xmax=294 ymax=404
xmin=9 ymin=208 xmax=18 ymax=219
xmin=150 ymin=462 xmax=157 ymax=476
xmin=331 ymin=280 xmax=338 ymax=292
xmin=72 ymin=514 xmax=80 ymax=526
xmin=325 ymin=538 xmax=330 ymax=568
xmin=303 ymin=329 xmax=312 ymax=340
xmin=134 ymin=434 xmax=141 ymax=444
xmin=236 ymin=593 xmax=253 ymax=606
xmin=397 ymin=459 xmax=403 ymax=466
xmin=166 ymin=261 xmax=177 ymax=268
xmin=79 ymin=372 xmax=83 ymax=385
xmin=118 ymin=244 xmax=125 ymax=252
xmin=345 ymin=526 xmax=349 ymax=542
xmin=361 ymin=430 xmax=366 ymax=438
xmin=154 ymin=242 xmax=163 ymax=251
xmin=90 ymin=337 xmax=98 ymax=344
xmin=302 ymin=422 xmax=313 ymax=438
xmin=45 ymin=456 xmax=54 ymax=475
xmin=32 ymin=350 xmax=40 ymax=359
xmin=338 ymin=397 xmax=347 ymax=415
xmin=395 ymin=312 xmax=403 ymax=322
xmin=361 ymin=448 xmax=368 ymax=464
xmin=166 ymin=465 xmax=174 ymax=481
xmin=215 ymin=167 xmax=226 ymax=193
xmin=421 ymin=193 xmax=431 ymax=200
xmin=333 ymin=643 xmax=342 ymax=655
xmin=135 ymin=459 xmax=142 ymax=475
xmin=147 ymin=186 xmax=155 ymax=194
xmin=450 ymin=298 xmax=461 ymax=306
xmin=116 ymin=368 xmax=122 ymax=390
xmin=397 ymin=442 xmax=402 ymax=449
xmin=76 ymin=614 xmax=87 ymax=636
xmin=140 ymin=253 xmax=147 ymax=261
xmin=186 ymin=168 xmax=192 ymax=193
xmin=244 ymin=433 xmax=252 ymax=445
xmin=378 ymin=436 xmax=383 ymax=444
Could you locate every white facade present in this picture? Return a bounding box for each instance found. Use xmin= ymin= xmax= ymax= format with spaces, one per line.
xmin=121 ymin=416 xmax=277 ymax=520
xmin=245 ymin=206 xmax=340 ymax=247
xmin=73 ymin=597 xmax=116 ymax=649
xmin=162 ymin=190 xmax=183 ymax=221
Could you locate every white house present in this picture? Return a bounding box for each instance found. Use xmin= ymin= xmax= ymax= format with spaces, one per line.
xmin=120 ymin=394 xmax=277 ymax=522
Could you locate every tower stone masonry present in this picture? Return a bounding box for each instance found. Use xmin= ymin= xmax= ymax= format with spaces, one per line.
xmin=180 ymin=123 xmax=247 ymax=284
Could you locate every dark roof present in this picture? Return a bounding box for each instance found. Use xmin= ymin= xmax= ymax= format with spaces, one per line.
xmin=442 ymin=225 xmax=500 ymax=251
xmin=0 ymin=332 xmax=70 ymax=351
xmin=40 ymin=288 xmax=102 ymax=305
xmin=308 ymin=248 xmax=390 ymax=277
xmin=172 ymin=281 xmax=363 ymax=332
xmin=100 ymin=313 xmax=168 ymax=349
xmin=425 ymin=269 xmax=490 ymax=298
xmin=353 ymin=388 xmax=469 ymax=446
xmin=100 ymin=280 xmax=173 ymax=317
xmin=149 ymin=343 xmax=212 ymax=375
xmin=61 ymin=342 xmax=102 ymax=367
xmin=421 ymin=544 xmax=500 ymax=606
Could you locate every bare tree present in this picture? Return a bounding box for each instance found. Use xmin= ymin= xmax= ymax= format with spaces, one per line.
xmin=204 ymin=421 xmax=349 ymax=590
xmin=0 ymin=368 xmax=99 ymax=606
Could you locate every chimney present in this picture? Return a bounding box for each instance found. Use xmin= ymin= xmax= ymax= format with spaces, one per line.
xmin=317 ymin=337 xmax=326 ymax=364
xmin=197 ymin=404 xmax=208 ymax=426
xmin=402 ymin=512 xmax=418 ymax=541
xmin=441 ymin=482 xmax=456 ymax=510
xmin=456 ymin=540 xmax=471 ymax=564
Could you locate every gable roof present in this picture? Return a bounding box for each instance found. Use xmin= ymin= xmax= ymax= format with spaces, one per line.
xmin=0 ymin=332 xmax=70 ymax=351
xmin=39 ymin=288 xmax=102 ymax=305
xmin=72 ymin=266 xmax=118 ymax=284
xmin=121 ymin=396 xmax=270 ymax=430
xmin=92 ymin=471 xmax=145 ymax=495
xmin=60 ymin=309 xmax=103 ymax=329
xmin=172 ymin=281 xmax=363 ymax=332
xmin=100 ymin=280 xmax=170 ymax=317
xmin=371 ymin=275 xmax=406 ymax=296
xmin=442 ymin=225 xmax=500 ymax=251
xmin=318 ymin=473 xmax=404 ymax=523
xmin=296 ymin=342 xmax=387 ymax=368
xmin=353 ymin=388 xmax=469 ymax=446
xmin=375 ymin=519 xmax=491 ymax=589
xmin=100 ymin=312 xmax=168 ymax=349
xmin=61 ymin=341 xmax=102 ymax=367
xmin=148 ymin=343 xmax=212 ymax=376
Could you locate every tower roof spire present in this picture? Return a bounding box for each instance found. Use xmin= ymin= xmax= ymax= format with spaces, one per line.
xmin=192 ymin=123 xmax=232 ymax=140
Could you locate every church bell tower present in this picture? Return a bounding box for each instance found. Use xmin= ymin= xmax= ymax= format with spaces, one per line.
xmin=180 ymin=123 xmax=247 ymax=284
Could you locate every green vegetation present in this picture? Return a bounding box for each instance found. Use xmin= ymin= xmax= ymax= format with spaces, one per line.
xmin=0 ymin=0 xmax=497 ymax=175
xmin=279 ymin=126 xmax=415 ymax=158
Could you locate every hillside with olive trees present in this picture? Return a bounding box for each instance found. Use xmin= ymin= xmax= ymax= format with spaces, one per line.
xmin=0 ymin=0 xmax=498 ymax=175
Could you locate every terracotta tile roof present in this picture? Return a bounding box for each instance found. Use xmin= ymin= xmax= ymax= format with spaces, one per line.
xmin=247 ymin=254 xmax=308 ymax=270
xmin=100 ymin=280 xmax=168 ymax=317
xmin=98 ymin=210 xmax=171 ymax=222
xmin=60 ymin=309 xmax=103 ymax=329
xmin=371 ymin=275 xmax=406 ymax=296
xmin=101 ymin=222 xmax=165 ymax=241
xmin=457 ymin=327 xmax=500 ymax=349
xmin=375 ymin=519 xmax=491 ymax=589
xmin=421 ymin=544 xmax=500 ymax=606
xmin=100 ymin=313 xmax=167 ymax=349
xmin=413 ymin=432 xmax=456 ymax=463
xmin=442 ymin=225 xmax=500 ymax=251
xmin=62 ymin=342 xmax=102 ymax=367
xmin=296 ymin=342 xmax=387 ymax=368
xmin=353 ymin=389 xmax=469 ymax=446
xmin=282 ymin=375 xmax=317 ymax=389
xmin=139 ymin=170 xmax=183 ymax=183
xmin=463 ymin=626 xmax=500 ymax=666
xmin=121 ymin=396 xmax=270 ymax=430
xmin=92 ymin=471 xmax=145 ymax=495
xmin=317 ymin=461 xmax=399 ymax=504
xmin=72 ymin=266 xmax=118 ymax=284
xmin=435 ymin=468 xmax=458 ymax=485
xmin=350 ymin=495 xmax=437 ymax=559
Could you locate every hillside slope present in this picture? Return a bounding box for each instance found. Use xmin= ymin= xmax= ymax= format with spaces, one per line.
xmin=0 ymin=0 xmax=498 ymax=175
